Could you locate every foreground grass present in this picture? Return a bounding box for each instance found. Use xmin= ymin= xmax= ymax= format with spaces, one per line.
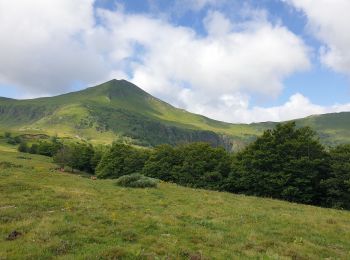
xmin=1 ymin=148 xmax=350 ymax=259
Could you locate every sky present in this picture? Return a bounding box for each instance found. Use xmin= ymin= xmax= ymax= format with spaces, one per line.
xmin=0 ymin=0 xmax=350 ymax=123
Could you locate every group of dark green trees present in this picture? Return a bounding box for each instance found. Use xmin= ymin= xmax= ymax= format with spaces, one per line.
xmin=15 ymin=122 xmax=350 ymax=210
xmin=16 ymin=136 xmax=105 ymax=173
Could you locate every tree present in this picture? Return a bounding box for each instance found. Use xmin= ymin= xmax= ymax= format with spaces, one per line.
xmin=70 ymin=143 xmax=95 ymax=173
xmin=90 ymin=144 xmax=108 ymax=172
xmin=37 ymin=140 xmax=63 ymax=157
xmin=53 ymin=143 xmax=95 ymax=172
xmin=29 ymin=144 xmax=39 ymax=154
xmin=96 ymin=143 xmax=149 ymax=179
xmin=14 ymin=136 xmax=22 ymax=144
xmin=53 ymin=146 xmax=72 ymax=169
xmin=224 ymin=122 xmax=330 ymax=205
xmin=175 ymin=143 xmax=231 ymax=189
xmin=142 ymin=144 xmax=179 ymax=182
xmin=18 ymin=142 xmax=29 ymax=153
xmin=321 ymin=144 xmax=350 ymax=209
xmin=143 ymin=143 xmax=231 ymax=189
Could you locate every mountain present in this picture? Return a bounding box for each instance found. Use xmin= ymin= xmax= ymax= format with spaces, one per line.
xmin=0 ymin=79 xmax=349 ymax=149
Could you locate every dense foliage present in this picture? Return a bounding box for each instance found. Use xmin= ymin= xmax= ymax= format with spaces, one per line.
xmin=10 ymin=122 xmax=350 ymax=210
xmin=53 ymin=143 xmax=95 ymax=173
xmin=321 ymin=144 xmax=350 ymax=209
xmin=96 ymin=143 xmax=150 ymax=179
xmin=224 ymin=122 xmax=330 ymax=205
xmin=36 ymin=139 xmax=63 ymax=157
xmin=143 ymin=143 xmax=231 ymax=190
xmin=115 ymin=173 xmax=158 ymax=188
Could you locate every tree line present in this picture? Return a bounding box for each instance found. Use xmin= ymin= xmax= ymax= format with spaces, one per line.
xmin=14 ymin=122 xmax=350 ymax=210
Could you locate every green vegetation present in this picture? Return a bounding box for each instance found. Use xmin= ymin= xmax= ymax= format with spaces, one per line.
xmin=53 ymin=143 xmax=94 ymax=173
xmin=143 ymin=143 xmax=231 ymax=190
xmin=94 ymin=123 xmax=349 ymax=210
xmin=115 ymin=173 xmax=158 ymax=188
xmin=1 ymin=144 xmax=350 ymax=259
xmin=322 ymin=144 xmax=350 ymax=209
xmin=0 ymin=79 xmax=349 ymax=150
xmin=11 ymin=122 xmax=350 ymax=210
xmin=96 ymin=143 xmax=149 ymax=179
xmin=225 ymin=122 xmax=331 ymax=205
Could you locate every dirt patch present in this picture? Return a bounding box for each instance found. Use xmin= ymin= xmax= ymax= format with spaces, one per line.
xmin=6 ymin=230 xmax=22 ymax=240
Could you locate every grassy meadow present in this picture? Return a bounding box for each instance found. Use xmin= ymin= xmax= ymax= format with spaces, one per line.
xmin=1 ymin=143 xmax=350 ymax=259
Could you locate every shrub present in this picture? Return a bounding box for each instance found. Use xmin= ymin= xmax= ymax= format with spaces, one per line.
xmin=14 ymin=136 xmax=23 ymax=144
xmin=29 ymin=144 xmax=39 ymax=154
xmin=115 ymin=173 xmax=157 ymax=188
xmin=18 ymin=142 xmax=29 ymax=153
xmin=36 ymin=141 xmax=62 ymax=157
xmin=6 ymin=137 xmax=17 ymax=145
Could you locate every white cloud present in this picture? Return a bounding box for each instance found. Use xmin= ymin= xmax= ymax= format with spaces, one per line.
xmin=0 ymin=0 xmax=108 ymax=94
xmin=241 ymin=93 xmax=350 ymax=123
xmin=286 ymin=0 xmax=350 ymax=75
xmin=188 ymin=92 xmax=350 ymax=123
xmin=100 ymin=9 xmax=310 ymax=120
xmin=0 ymin=1 xmax=348 ymax=123
xmin=99 ymin=9 xmax=310 ymax=96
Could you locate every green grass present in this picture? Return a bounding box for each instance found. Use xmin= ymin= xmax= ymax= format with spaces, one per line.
xmin=1 ymin=145 xmax=350 ymax=259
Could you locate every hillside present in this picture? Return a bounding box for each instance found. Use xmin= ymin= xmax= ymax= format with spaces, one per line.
xmin=0 ymin=79 xmax=349 ymax=149
xmin=1 ymin=144 xmax=350 ymax=259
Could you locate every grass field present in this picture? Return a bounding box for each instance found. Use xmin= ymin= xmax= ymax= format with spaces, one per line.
xmin=1 ymin=144 xmax=350 ymax=259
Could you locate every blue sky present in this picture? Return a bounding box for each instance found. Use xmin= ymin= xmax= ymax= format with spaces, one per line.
xmin=0 ymin=0 xmax=349 ymax=123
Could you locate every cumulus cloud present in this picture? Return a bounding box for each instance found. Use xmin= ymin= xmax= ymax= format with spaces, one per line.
xmin=100 ymin=9 xmax=310 ymax=99
xmin=172 ymin=89 xmax=350 ymax=123
xmin=100 ymin=9 xmax=310 ymax=121
xmin=229 ymin=93 xmax=350 ymax=123
xmin=0 ymin=0 xmax=348 ymax=123
xmin=188 ymin=92 xmax=350 ymax=123
xmin=0 ymin=0 xmax=108 ymax=94
xmin=286 ymin=0 xmax=350 ymax=75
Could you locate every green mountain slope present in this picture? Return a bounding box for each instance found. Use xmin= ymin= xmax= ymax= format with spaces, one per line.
xmin=1 ymin=145 xmax=350 ymax=259
xmin=0 ymin=79 xmax=349 ymax=148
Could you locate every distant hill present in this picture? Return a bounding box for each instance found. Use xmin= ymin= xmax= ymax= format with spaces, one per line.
xmin=0 ymin=79 xmax=349 ymax=149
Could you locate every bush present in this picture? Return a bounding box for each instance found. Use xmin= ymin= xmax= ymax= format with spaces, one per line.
xmin=115 ymin=173 xmax=157 ymax=188
xmin=18 ymin=142 xmax=29 ymax=153
xmin=6 ymin=137 xmax=17 ymax=145
xmin=4 ymin=134 xmax=23 ymax=145
xmin=29 ymin=144 xmax=39 ymax=154
xmin=36 ymin=141 xmax=62 ymax=157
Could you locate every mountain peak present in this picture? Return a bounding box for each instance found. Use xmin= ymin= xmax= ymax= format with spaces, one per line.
xmin=99 ymin=79 xmax=150 ymax=99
